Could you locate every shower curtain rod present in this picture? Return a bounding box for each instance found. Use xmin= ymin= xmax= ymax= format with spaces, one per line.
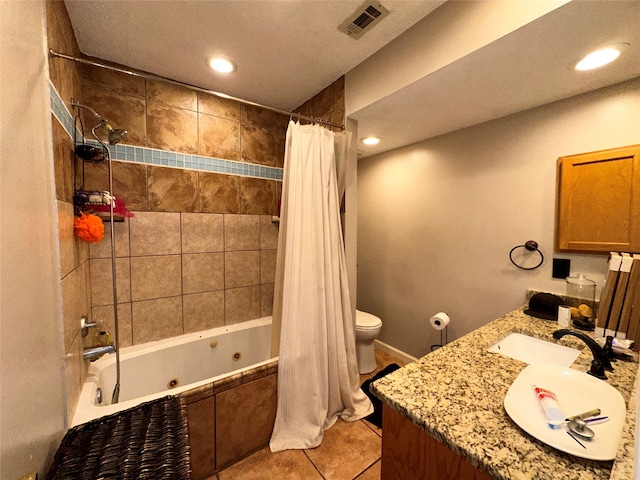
xmin=49 ymin=49 xmax=345 ymax=130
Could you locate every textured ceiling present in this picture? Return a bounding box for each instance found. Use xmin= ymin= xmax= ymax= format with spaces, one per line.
xmin=64 ymin=0 xmax=444 ymax=110
xmin=351 ymin=0 xmax=640 ymax=157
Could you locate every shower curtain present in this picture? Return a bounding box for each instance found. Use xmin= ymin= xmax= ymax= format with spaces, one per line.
xmin=269 ymin=121 xmax=373 ymax=452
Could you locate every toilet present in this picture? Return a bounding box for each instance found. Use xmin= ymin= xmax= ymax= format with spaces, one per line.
xmin=355 ymin=310 xmax=383 ymax=374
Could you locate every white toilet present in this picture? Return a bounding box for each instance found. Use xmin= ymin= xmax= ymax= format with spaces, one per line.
xmin=355 ymin=310 xmax=383 ymax=374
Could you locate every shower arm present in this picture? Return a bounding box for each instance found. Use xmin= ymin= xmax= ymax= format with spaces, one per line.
xmin=71 ymin=99 xmax=105 ymax=129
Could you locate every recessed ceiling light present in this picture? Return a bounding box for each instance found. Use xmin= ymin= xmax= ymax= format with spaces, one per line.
xmin=574 ymin=43 xmax=629 ymax=71
xmin=207 ymin=56 xmax=237 ymax=74
xmin=361 ymin=136 xmax=380 ymax=145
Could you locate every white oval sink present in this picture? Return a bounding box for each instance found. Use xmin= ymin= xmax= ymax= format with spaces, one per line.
xmin=488 ymin=332 xmax=581 ymax=367
xmin=504 ymin=364 xmax=626 ymax=460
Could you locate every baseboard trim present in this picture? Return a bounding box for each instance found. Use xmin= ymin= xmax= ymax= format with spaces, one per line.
xmin=374 ymin=339 xmax=418 ymax=364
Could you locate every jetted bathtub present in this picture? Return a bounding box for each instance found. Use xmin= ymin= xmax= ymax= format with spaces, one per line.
xmin=72 ymin=316 xmax=273 ymax=426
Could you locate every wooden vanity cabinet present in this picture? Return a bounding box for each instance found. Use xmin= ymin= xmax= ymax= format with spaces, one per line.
xmin=556 ymin=145 xmax=640 ymax=253
xmin=381 ymin=404 xmax=492 ymax=480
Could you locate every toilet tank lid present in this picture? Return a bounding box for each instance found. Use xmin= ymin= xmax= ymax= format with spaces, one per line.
xmin=356 ymin=310 xmax=382 ymax=327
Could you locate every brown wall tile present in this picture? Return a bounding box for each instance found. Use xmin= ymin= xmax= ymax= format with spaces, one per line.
xmin=130 ymin=255 xmax=182 ymax=301
xmin=148 ymin=166 xmax=198 ymax=212
xmin=183 ymin=253 xmax=224 ymax=294
xmin=182 ymin=383 xmax=214 ymax=405
xmin=112 ymin=162 xmax=148 ymax=211
xmin=294 ymin=75 xmax=345 ymax=129
xmin=198 ymin=114 xmax=241 ymax=160
xmin=181 ymin=213 xmax=224 ymax=253
xmin=261 ymin=283 xmax=274 ymax=318
xmin=52 ymin=116 xmax=75 ymax=203
xmin=241 ymin=125 xmax=277 ymax=166
xmin=147 ymin=103 xmax=198 ymax=153
xmin=81 ymin=85 xmax=147 ymax=146
xmin=91 ymin=303 xmax=133 ymax=348
xmin=224 ymin=215 xmax=259 ymax=251
xmin=129 ymin=211 xmax=181 ymax=256
xmin=241 ymin=104 xmax=276 ymax=130
xmin=131 ymin=296 xmax=183 ymax=344
xmin=80 ymin=161 xmax=108 ymax=192
xmin=225 ymin=251 xmax=260 ymax=288
xmin=62 ymin=266 xmax=83 ymax=353
xmin=83 ymin=161 xmax=148 ymax=212
xmin=146 ymin=80 xmax=197 ymax=111
xmin=198 ymin=172 xmax=240 ymax=214
xmin=308 ymin=84 xmax=334 ymax=121
xmin=215 ymin=374 xmax=277 ymax=469
xmin=188 ymin=396 xmax=216 ymax=480
xmin=198 ymin=93 xmax=241 ymax=121
xmin=260 ymin=215 xmax=279 ymax=249
xmin=334 ymin=76 xmax=345 ymax=107
xmin=260 ymin=249 xmax=277 ymax=284
xmin=47 ymin=0 xmax=82 ymax=112
xmin=225 ymin=286 xmax=261 ymax=325
xmin=58 ymin=201 xmax=76 ymax=279
xmin=275 ymin=129 xmax=286 ymax=168
xmin=183 ymin=291 xmax=225 ymax=334
xmin=90 ymin=217 xmax=131 ymax=258
xmin=240 ymin=178 xmax=276 ymax=215
xmin=80 ymin=64 xmax=146 ymax=99
xmin=332 ymin=104 xmax=346 ymax=129
xmin=89 ymin=257 xmax=131 ymax=306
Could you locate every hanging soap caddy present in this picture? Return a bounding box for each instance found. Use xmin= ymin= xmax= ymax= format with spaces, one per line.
xmin=71 ymin=113 xmax=119 ymax=220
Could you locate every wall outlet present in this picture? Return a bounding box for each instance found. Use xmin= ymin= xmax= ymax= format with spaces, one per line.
xmin=552 ymin=258 xmax=570 ymax=279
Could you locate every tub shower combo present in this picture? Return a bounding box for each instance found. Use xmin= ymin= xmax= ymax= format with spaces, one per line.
xmin=66 ymin=101 xmax=280 ymax=475
xmin=52 ymin=47 xmax=355 ymax=477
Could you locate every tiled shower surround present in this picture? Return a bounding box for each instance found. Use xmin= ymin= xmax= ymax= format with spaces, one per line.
xmin=47 ymin=0 xmax=345 ymax=470
xmin=89 ymin=212 xmax=279 ymax=346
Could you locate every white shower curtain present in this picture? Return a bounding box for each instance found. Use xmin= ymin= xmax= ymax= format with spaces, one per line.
xmin=269 ymin=121 xmax=373 ymax=452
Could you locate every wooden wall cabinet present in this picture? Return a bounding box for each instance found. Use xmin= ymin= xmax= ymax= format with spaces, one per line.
xmin=556 ymin=145 xmax=640 ymax=253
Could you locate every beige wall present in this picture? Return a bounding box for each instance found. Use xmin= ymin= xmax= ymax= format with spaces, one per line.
xmin=357 ymin=78 xmax=640 ymax=358
xmin=0 ymin=0 xmax=66 ymax=478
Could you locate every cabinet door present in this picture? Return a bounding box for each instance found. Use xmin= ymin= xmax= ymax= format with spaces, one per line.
xmin=556 ymin=145 xmax=640 ymax=252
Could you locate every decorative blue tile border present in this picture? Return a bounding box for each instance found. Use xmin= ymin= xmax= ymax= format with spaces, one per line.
xmin=49 ymin=81 xmax=283 ymax=181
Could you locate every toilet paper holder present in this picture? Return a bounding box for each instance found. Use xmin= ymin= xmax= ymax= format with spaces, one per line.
xmin=429 ymin=312 xmax=450 ymax=351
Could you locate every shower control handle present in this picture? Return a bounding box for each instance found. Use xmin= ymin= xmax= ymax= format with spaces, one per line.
xmin=80 ymin=315 xmax=97 ymax=338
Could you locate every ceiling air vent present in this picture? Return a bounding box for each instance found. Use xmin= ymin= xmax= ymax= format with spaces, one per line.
xmin=338 ymin=2 xmax=391 ymax=40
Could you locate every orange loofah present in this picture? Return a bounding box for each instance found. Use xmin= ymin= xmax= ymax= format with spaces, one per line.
xmin=74 ymin=212 xmax=105 ymax=243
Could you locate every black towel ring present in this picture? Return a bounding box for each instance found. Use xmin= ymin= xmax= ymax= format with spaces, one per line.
xmin=509 ymin=240 xmax=544 ymax=270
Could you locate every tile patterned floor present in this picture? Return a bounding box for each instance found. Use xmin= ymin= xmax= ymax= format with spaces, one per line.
xmin=210 ymin=349 xmax=406 ymax=480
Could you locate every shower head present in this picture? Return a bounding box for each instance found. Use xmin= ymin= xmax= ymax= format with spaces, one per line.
xmin=71 ymin=99 xmax=127 ymax=145
xmin=106 ymin=126 xmax=128 ymax=145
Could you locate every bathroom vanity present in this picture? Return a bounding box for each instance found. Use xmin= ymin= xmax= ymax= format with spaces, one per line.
xmin=371 ymin=309 xmax=639 ymax=480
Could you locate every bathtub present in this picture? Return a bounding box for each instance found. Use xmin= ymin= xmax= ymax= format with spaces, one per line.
xmin=72 ymin=316 xmax=273 ymax=427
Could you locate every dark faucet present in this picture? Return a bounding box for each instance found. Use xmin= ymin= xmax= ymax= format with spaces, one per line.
xmin=552 ymin=329 xmax=613 ymax=380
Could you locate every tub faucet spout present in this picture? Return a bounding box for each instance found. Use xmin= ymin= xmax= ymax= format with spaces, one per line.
xmin=83 ymin=344 xmax=115 ymax=362
xmin=552 ymin=329 xmax=613 ymax=380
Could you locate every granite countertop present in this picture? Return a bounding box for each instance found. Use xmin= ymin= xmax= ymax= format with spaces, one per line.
xmin=371 ymin=309 xmax=639 ymax=480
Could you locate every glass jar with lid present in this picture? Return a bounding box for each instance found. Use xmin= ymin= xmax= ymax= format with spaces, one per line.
xmin=566 ymin=274 xmax=596 ymax=329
